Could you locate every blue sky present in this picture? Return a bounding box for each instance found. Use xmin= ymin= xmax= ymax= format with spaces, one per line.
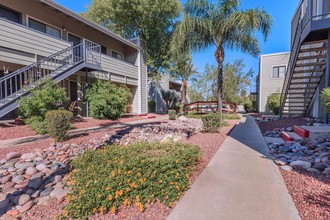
xmin=54 ymin=0 xmax=300 ymax=91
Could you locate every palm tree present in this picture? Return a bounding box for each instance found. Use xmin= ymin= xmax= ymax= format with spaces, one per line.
xmin=170 ymin=53 xmax=198 ymax=106
xmin=173 ymin=0 xmax=272 ymax=112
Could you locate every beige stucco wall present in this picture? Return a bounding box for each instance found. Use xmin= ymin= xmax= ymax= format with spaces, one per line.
xmin=258 ymin=52 xmax=290 ymax=113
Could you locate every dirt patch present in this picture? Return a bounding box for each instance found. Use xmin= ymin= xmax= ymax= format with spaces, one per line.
xmin=280 ymin=169 xmax=330 ymax=220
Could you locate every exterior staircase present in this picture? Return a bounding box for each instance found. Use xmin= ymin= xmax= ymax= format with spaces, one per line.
xmin=0 ymin=39 xmax=101 ymax=117
xmin=280 ymin=0 xmax=328 ymax=117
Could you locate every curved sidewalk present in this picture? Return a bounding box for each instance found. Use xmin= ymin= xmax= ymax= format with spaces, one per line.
xmin=168 ymin=116 xmax=300 ymax=220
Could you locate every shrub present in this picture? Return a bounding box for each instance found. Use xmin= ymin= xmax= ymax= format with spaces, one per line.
xmin=161 ymin=89 xmax=181 ymax=110
xmin=202 ymin=113 xmax=228 ymax=132
xmin=86 ymin=81 xmax=131 ymax=120
xmin=45 ymin=110 xmax=73 ymax=142
xmin=243 ymin=99 xmax=253 ymax=113
xmin=25 ymin=116 xmax=48 ymax=135
xmin=168 ymin=110 xmax=176 ymax=120
xmin=62 ymin=142 xmax=200 ymax=219
xmin=267 ymin=93 xmax=281 ymax=115
xmin=148 ymin=100 xmax=156 ymax=113
xmin=321 ymin=87 xmax=330 ymax=113
xmin=18 ymin=78 xmax=69 ymax=119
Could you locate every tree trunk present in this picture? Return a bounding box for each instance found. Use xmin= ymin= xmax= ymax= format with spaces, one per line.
xmin=214 ymin=43 xmax=225 ymax=112
xmin=181 ymin=80 xmax=187 ymax=107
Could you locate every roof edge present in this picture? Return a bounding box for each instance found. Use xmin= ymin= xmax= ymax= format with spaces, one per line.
xmin=41 ymin=0 xmax=138 ymax=49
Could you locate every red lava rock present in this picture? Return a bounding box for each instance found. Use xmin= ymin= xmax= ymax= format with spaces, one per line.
xmin=6 ymin=209 xmax=19 ymax=216
xmin=258 ymin=118 xmax=308 ymax=133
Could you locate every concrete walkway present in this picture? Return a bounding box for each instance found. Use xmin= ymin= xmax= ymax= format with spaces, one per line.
xmin=0 ymin=116 xmax=168 ymax=148
xmin=168 ymin=116 xmax=301 ymax=220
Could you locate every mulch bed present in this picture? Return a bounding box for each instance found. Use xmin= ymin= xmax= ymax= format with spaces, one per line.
xmin=257 ymin=118 xmax=308 ymax=133
xmin=280 ymin=169 xmax=330 ymax=220
xmin=6 ymin=119 xmax=240 ymax=220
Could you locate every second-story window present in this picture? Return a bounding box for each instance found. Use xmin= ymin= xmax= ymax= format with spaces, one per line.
xmin=111 ymin=51 xmax=123 ymax=60
xmin=0 ymin=5 xmax=21 ymax=24
xmin=101 ymin=46 xmax=107 ymax=55
xmin=28 ymin=18 xmax=61 ymax=38
xmin=272 ymin=66 xmax=286 ymax=78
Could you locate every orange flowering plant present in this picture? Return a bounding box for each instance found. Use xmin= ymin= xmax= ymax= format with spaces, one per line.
xmin=62 ymin=141 xmax=200 ymax=219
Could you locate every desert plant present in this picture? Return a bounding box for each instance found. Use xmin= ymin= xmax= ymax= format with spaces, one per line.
xmin=25 ymin=116 xmax=48 ymax=135
xmin=202 ymin=113 xmax=227 ymax=132
xmin=62 ymin=141 xmax=200 ymax=219
xmin=161 ymin=89 xmax=181 ymax=110
xmin=86 ymin=81 xmax=131 ymax=120
xmin=45 ymin=110 xmax=73 ymax=142
xmin=267 ymin=93 xmax=281 ymax=115
xmin=321 ymin=87 xmax=330 ymax=113
xmin=18 ymin=78 xmax=69 ymax=119
xmin=148 ymin=100 xmax=156 ymax=113
xmin=168 ymin=110 xmax=176 ymax=120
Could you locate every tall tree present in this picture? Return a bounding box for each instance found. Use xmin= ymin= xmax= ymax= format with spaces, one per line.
xmin=82 ymin=0 xmax=182 ymax=79
xmin=170 ymin=54 xmax=198 ymax=106
xmin=173 ymin=0 xmax=272 ymax=112
xmin=189 ymin=59 xmax=253 ymax=104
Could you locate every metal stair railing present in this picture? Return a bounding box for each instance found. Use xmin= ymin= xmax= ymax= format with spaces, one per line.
xmin=0 ymin=43 xmax=84 ymax=107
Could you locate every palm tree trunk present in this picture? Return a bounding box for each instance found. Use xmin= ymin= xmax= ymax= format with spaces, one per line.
xmin=214 ymin=43 xmax=225 ymax=112
xmin=181 ymin=80 xmax=187 ymax=107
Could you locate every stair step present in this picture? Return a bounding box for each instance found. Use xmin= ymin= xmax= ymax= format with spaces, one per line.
xmin=297 ymin=54 xmax=327 ymax=60
xmin=280 ymin=132 xmax=294 ymax=142
xmin=290 ymin=81 xmax=319 ymax=85
xmin=293 ymin=69 xmax=325 ymax=73
xmin=286 ymin=132 xmax=303 ymax=141
xmin=302 ymin=39 xmax=327 ymax=45
xmin=295 ymin=62 xmax=326 ymax=67
xmin=293 ymin=126 xmax=310 ymax=138
xmin=300 ymin=46 xmax=327 ymax=53
xmin=292 ymin=76 xmax=321 ymax=79
xmin=288 ymin=87 xmax=317 ymax=90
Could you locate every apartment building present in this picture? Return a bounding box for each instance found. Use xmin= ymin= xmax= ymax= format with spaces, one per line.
xmin=0 ymin=0 xmax=148 ymax=118
xmin=280 ymin=0 xmax=330 ymax=120
xmin=257 ymin=52 xmax=290 ymax=113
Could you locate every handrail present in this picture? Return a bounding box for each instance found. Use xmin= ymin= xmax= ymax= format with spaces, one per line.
xmin=0 ymin=40 xmax=101 ymax=109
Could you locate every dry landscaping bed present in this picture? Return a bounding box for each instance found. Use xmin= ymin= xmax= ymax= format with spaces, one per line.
xmin=0 ymin=115 xmax=150 ymax=141
xmin=258 ymin=118 xmax=330 ymax=220
xmin=0 ymin=116 xmax=239 ymax=220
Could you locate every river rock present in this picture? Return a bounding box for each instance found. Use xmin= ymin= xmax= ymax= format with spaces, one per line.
xmin=11 ymin=175 xmax=24 ymax=183
xmin=20 ymin=153 xmax=37 ymax=161
xmin=36 ymin=164 xmax=46 ymax=172
xmin=15 ymin=162 xmax=35 ymax=170
xmin=6 ymin=152 xmax=21 ymax=161
xmin=290 ymin=160 xmax=312 ymax=170
xmin=28 ymin=178 xmax=43 ymax=190
xmin=0 ymin=176 xmax=12 ymax=184
xmin=25 ymin=167 xmax=38 ymax=176
xmin=19 ymin=201 xmax=33 ymax=213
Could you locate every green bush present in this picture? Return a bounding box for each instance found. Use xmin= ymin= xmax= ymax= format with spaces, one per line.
xmin=267 ymin=93 xmax=281 ymax=115
xmin=168 ymin=110 xmax=176 ymax=120
xmin=243 ymin=99 xmax=253 ymax=113
xmin=321 ymin=87 xmax=330 ymax=113
xmin=25 ymin=116 xmax=48 ymax=135
xmin=202 ymin=113 xmax=228 ymax=132
xmin=62 ymin=142 xmax=200 ymax=219
xmin=86 ymin=81 xmax=131 ymax=120
xmin=45 ymin=110 xmax=73 ymax=142
xmin=18 ymin=78 xmax=69 ymax=119
xmin=148 ymin=100 xmax=156 ymax=113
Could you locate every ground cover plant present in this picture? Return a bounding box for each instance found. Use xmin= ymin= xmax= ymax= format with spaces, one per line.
xmin=62 ymin=141 xmax=200 ymax=219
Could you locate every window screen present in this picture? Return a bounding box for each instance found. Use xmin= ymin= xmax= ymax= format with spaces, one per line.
xmin=112 ymin=51 xmax=123 ymax=60
xmin=272 ymin=66 xmax=286 ymax=78
xmin=29 ymin=18 xmax=61 ymax=38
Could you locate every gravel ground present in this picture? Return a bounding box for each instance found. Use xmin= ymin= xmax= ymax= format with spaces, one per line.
xmin=0 ymin=122 xmax=35 ymax=141
xmin=3 ymin=119 xmax=239 ymax=220
xmin=280 ymin=169 xmax=330 ymax=220
xmin=258 ymin=118 xmax=308 ymax=133
xmin=0 ymin=115 xmax=154 ymax=141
